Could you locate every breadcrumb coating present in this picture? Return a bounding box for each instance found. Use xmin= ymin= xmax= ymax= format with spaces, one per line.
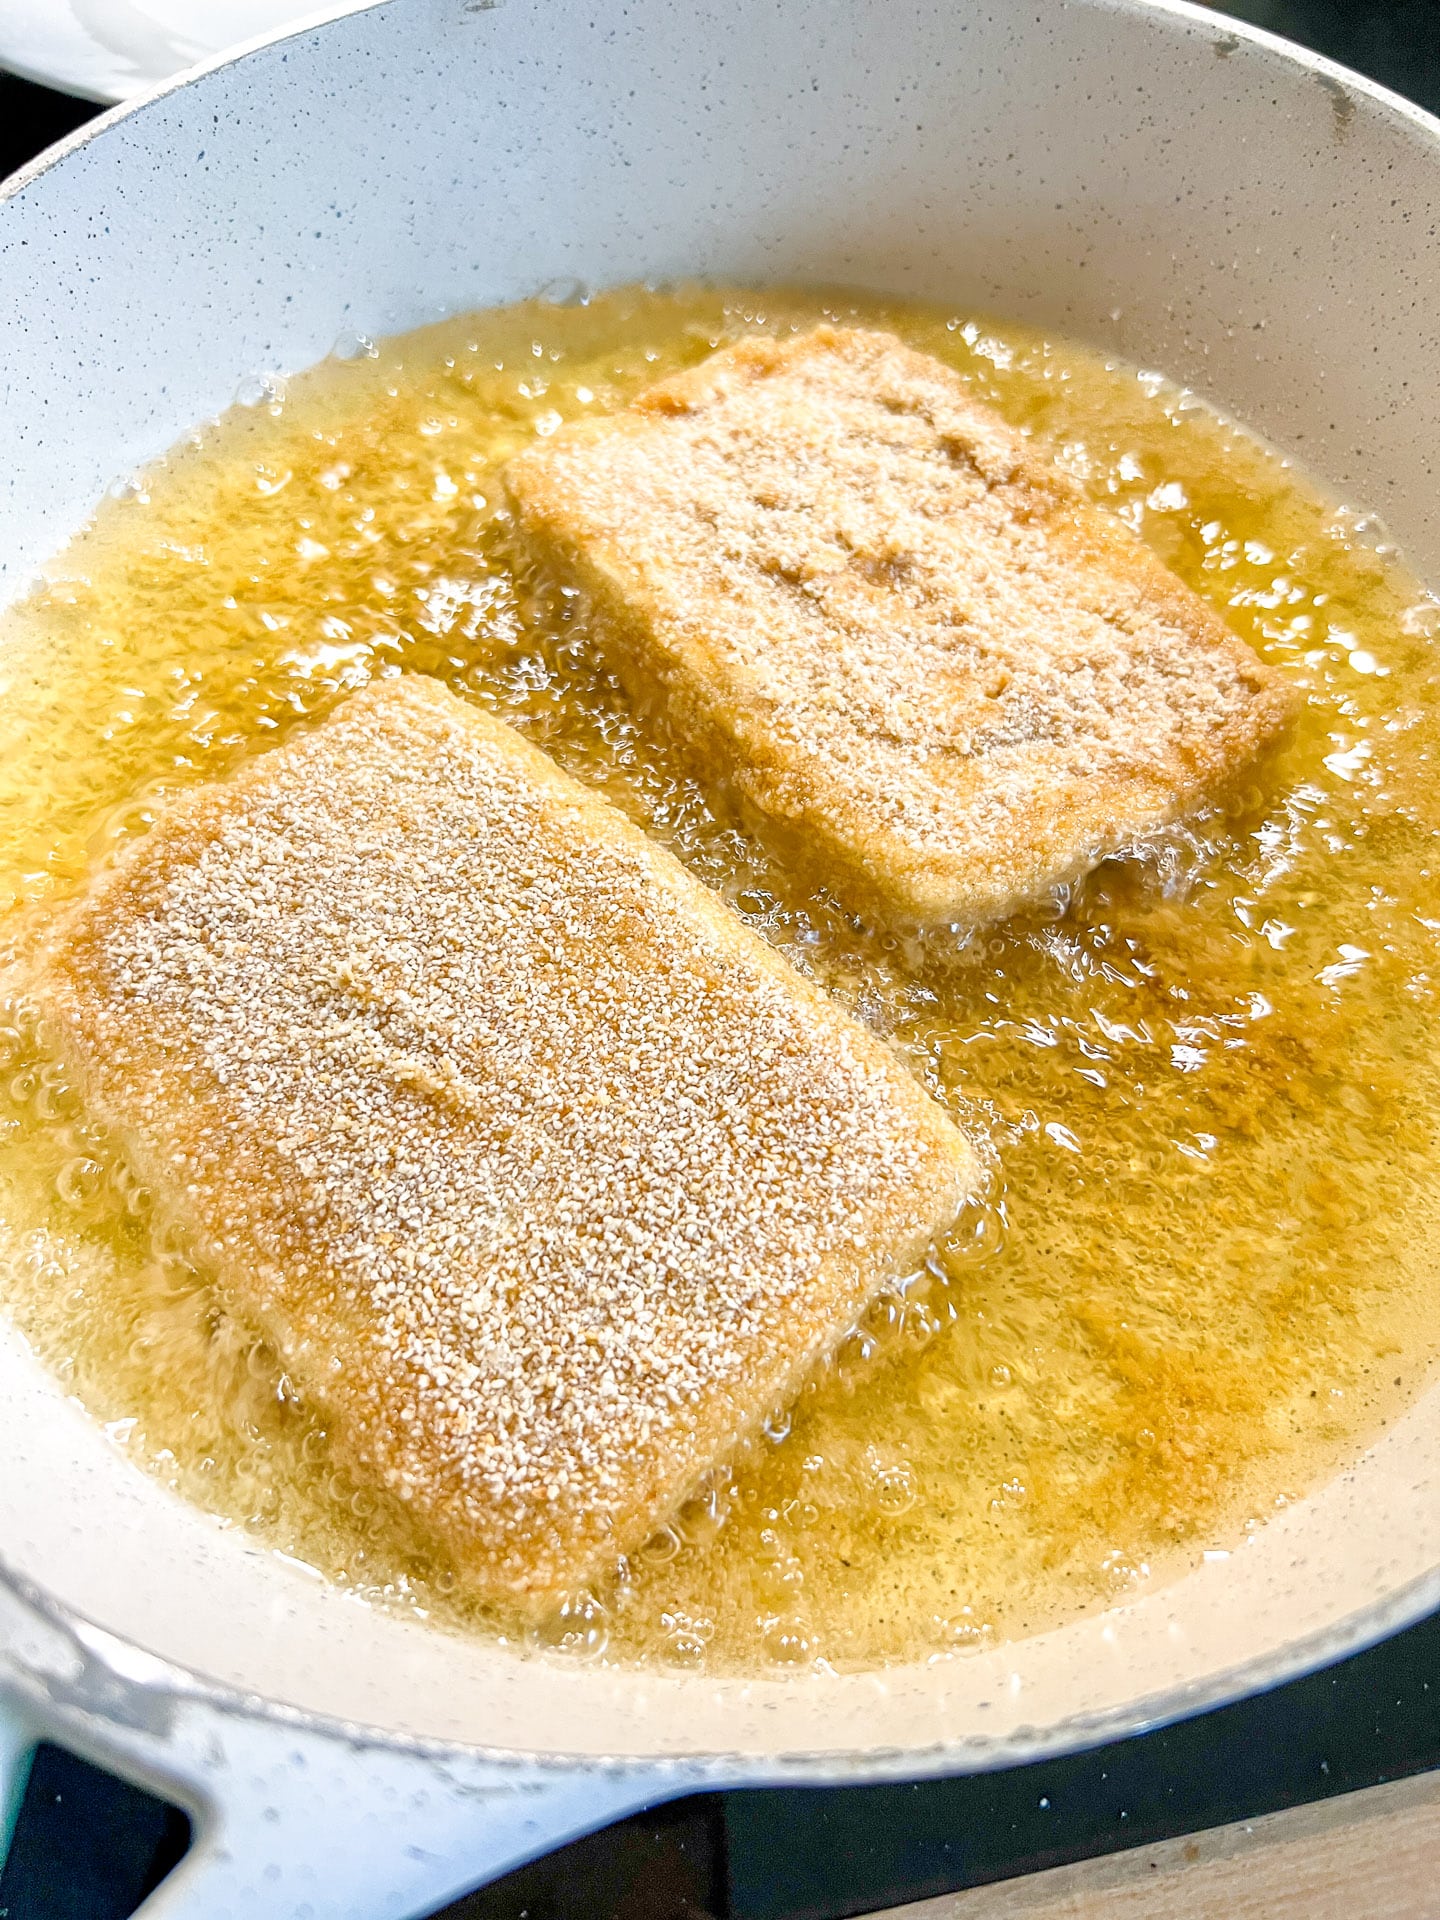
xmin=505 ymin=325 xmax=1296 ymax=927
xmin=27 ymin=676 xmax=974 ymax=1596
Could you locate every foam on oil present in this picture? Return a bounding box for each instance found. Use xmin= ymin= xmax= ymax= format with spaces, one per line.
xmin=1 ymin=284 xmax=1438 ymax=1673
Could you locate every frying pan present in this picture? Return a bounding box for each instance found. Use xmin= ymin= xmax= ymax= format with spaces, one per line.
xmin=2 ymin=2 xmax=1440 ymax=1913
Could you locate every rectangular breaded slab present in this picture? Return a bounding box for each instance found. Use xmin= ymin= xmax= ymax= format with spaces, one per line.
xmin=27 ymin=676 xmax=974 ymax=1598
xmin=504 ymin=326 xmax=1296 ymax=929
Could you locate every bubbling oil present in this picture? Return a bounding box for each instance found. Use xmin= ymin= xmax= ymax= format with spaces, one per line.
xmin=2 ymin=284 xmax=1439 ymax=1673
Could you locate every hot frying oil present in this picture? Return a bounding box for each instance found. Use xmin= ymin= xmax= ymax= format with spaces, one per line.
xmin=1 ymin=285 xmax=1438 ymax=1672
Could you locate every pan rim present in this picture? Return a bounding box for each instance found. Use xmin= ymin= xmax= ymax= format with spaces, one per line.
xmin=3 ymin=0 xmax=1440 ymax=1775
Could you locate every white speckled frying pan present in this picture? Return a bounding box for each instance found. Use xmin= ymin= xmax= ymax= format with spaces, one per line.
xmin=2 ymin=3 xmax=1440 ymax=1913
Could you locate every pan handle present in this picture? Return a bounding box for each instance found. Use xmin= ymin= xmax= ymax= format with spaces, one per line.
xmin=0 ymin=1581 xmax=713 ymax=1920
xmin=131 ymin=1718 xmax=686 ymax=1920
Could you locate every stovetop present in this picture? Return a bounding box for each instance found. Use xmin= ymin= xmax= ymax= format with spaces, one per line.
xmin=2 ymin=4 xmax=1439 ymax=1916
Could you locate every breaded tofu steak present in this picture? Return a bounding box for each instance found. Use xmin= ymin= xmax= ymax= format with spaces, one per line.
xmin=505 ymin=326 xmax=1295 ymax=929
xmin=26 ymin=676 xmax=975 ymax=1597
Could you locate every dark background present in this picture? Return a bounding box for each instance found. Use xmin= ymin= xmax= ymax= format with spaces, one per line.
xmin=3 ymin=1 xmax=1440 ymax=1916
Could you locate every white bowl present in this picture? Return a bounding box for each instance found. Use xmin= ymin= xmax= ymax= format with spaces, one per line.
xmin=0 ymin=1 xmax=373 ymax=104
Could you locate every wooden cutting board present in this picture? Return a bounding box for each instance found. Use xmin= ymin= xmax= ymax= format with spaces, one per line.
xmin=872 ymin=1768 xmax=1440 ymax=1919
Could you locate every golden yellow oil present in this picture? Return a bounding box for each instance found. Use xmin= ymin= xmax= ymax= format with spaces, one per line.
xmin=1 ymin=283 xmax=1438 ymax=1674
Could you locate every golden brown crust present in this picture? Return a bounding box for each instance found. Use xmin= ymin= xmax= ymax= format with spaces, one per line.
xmin=26 ymin=676 xmax=975 ymax=1597
xmin=504 ymin=326 xmax=1297 ymax=927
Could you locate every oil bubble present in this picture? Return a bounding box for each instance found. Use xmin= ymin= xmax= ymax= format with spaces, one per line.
xmin=103 ymin=471 xmax=153 ymax=507
xmin=537 ymin=277 xmax=591 ymax=308
xmin=234 ymin=371 xmax=287 ymax=411
xmin=762 ymin=1617 xmax=817 ymax=1667
xmin=937 ymin=1200 xmax=1006 ymax=1273
xmin=34 ymin=1072 xmax=79 ymax=1124
xmin=863 ymin=1291 xmax=903 ymax=1339
xmin=902 ymin=1303 xmax=940 ymax=1348
xmin=529 ymin=1588 xmax=610 ymax=1661
xmin=835 ymin=1328 xmax=879 ymax=1384
xmin=676 ymin=1481 xmax=730 ymax=1548
xmin=661 ymin=1631 xmax=708 ymax=1670
xmin=55 ymin=1157 xmax=103 ymax=1209
xmin=639 ymin=1524 xmax=682 ymax=1566
xmin=331 ymin=329 xmax=379 ymax=363
xmin=936 ymin=1609 xmax=995 ymax=1656
xmin=871 ymin=1462 xmax=919 ymax=1518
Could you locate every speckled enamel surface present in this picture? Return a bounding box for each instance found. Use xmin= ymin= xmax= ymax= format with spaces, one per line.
xmin=1 ymin=0 xmax=1440 ymax=1873
xmin=3 ymin=0 xmax=1439 ymax=610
